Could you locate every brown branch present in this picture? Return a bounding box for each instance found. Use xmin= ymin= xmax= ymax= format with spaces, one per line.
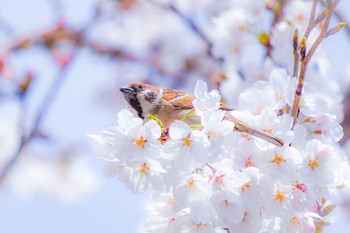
xmin=0 ymin=10 xmax=105 ymax=182
xmin=0 ymin=49 xmax=78 ymax=183
xmin=146 ymin=0 xmax=222 ymax=64
xmin=1 ymin=23 xmax=182 ymax=81
xmin=291 ymin=0 xmax=341 ymax=127
xmin=0 ymin=11 xmax=204 ymax=181
xmin=304 ymin=0 xmax=319 ymax=39
xmin=320 ymin=0 xmax=350 ymax=37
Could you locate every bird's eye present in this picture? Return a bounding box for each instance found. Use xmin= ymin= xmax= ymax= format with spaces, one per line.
xmin=138 ymin=84 xmax=143 ymax=89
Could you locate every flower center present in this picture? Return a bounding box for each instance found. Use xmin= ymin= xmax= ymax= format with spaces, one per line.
xmin=139 ymin=162 xmax=149 ymax=175
xmin=223 ymin=199 xmax=231 ymax=207
xmin=241 ymin=182 xmax=251 ymax=192
xmin=289 ymin=216 xmax=299 ymax=224
xmin=308 ymin=160 xmax=319 ymax=170
xmin=135 ymin=137 xmax=147 ymax=148
xmin=215 ymin=174 xmax=225 ymax=186
xmin=192 ymin=222 xmax=206 ymax=230
xmin=263 ymin=129 xmax=273 ymax=135
xmin=297 ymin=14 xmax=305 ymax=22
xmin=244 ymin=155 xmax=255 ymax=167
xmin=187 ymin=178 xmax=196 ymax=188
xmin=274 ymin=191 xmax=287 ymax=202
xmin=182 ymin=134 xmax=192 ymax=147
xmin=271 ymin=153 xmax=287 ymax=165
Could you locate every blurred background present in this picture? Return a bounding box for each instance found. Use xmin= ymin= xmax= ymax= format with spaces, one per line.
xmin=0 ymin=0 xmax=350 ymax=232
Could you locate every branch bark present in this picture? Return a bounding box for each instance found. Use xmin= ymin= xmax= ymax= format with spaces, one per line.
xmin=291 ymin=0 xmax=341 ymax=127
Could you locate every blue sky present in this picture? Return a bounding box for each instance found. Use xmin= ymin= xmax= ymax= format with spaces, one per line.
xmin=0 ymin=1 xmax=148 ymax=232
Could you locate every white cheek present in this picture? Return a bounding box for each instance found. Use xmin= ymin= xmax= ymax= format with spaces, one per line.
xmin=137 ymin=92 xmax=155 ymax=115
xmin=157 ymin=89 xmax=163 ymax=103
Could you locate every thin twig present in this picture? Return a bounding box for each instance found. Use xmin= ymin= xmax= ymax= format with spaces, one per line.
xmin=320 ymin=0 xmax=350 ymax=37
xmin=304 ymin=0 xmax=319 ymax=39
xmin=0 ymin=8 xmax=104 ymax=182
xmin=291 ymin=0 xmax=341 ymax=127
xmin=147 ymin=0 xmax=222 ymax=64
xmin=305 ymin=0 xmax=340 ymax=62
xmin=271 ymin=0 xmax=287 ymax=27
xmin=0 ymin=50 xmax=77 ymax=183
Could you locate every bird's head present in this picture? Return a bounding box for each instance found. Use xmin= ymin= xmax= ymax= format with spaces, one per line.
xmin=120 ymin=82 xmax=163 ymax=119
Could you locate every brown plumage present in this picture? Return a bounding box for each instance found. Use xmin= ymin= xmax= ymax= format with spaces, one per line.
xmin=120 ymin=82 xmax=284 ymax=146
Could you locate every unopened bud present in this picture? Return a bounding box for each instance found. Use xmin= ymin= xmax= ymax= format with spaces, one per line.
xmin=300 ymin=36 xmax=307 ymax=59
xmin=327 ymin=22 xmax=346 ymax=36
xmin=293 ymin=29 xmax=299 ymax=51
xmin=274 ymin=1 xmax=281 ymax=15
xmin=258 ymin=32 xmax=270 ymax=47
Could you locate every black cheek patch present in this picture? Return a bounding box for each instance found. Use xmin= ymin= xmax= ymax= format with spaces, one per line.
xmin=145 ymin=92 xmax=156 ymax=103
xmin=126 ymin=95 xmax=144 ymax=119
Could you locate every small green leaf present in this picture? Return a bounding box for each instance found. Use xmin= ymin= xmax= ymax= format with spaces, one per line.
xmin=327 ymin=22 xmax=346 ymax=36
xmin=148 ymin=114 xmax=164 ymax=129
xmin=181 ymin=109 xmax=195 ymax=122
xmin=300 ymin=36 xmax=307 ymax=59
xmin=189 ymin=125 xmax=204 ymax=130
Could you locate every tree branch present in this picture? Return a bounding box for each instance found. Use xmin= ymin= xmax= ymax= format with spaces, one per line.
xmin=320 ymin=0 xmax=350 ymax=37
xmin=147 ymin=0 xmax=222 ymax=64
xmin=0 ymin=50 xmax=77 ymax=183
xmin=291 ymin=0 xmax=341 ymax=127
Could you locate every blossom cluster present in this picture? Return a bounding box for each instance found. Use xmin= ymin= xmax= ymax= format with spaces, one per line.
xmin=93 ymin=73 xmax=349 ymax=232
xmin=89 ymin=0 xmax=350 ymax=232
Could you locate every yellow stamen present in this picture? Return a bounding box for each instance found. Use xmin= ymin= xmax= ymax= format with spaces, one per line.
xmin=168 ymin=197 xmax=176 ymax=207
xmin=187 ymin=178 xmax=196 ymax=188
xmin=274 ymin=191 xmax=287 ymax=202
xmin=263 ymin=129 xmax=273 ymax=135
xmin=289 ymin=216 xmax=299 ymax=224
xmin=192 ymin=222 xmax=206 ymax=229
xmin=271 ymin=153 xmax=287 ymax=165
xmin=139 ymin=162 xmax=149 ymax=175
xmin=244 ymin=156 xmax=254 ymax=167
xmin=135 ymin=137 xmax=147 ymax=148
xmin=308 ymin=160 xmax=319 ymax=170
xmin=215 ymin=175 xmax=224 ymax=186
xmin=241 ymin=182 xmax=251 ymax=192
xmin=182 ymin=134 xmax=192 ymax=147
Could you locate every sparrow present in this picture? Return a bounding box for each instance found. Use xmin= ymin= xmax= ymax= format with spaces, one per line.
xmin=120 ymin=82 xmax=284 ymax=147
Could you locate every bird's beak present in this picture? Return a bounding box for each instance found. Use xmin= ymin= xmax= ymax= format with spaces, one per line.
xmin=120 ymin=86 xmax=135 ymax=95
